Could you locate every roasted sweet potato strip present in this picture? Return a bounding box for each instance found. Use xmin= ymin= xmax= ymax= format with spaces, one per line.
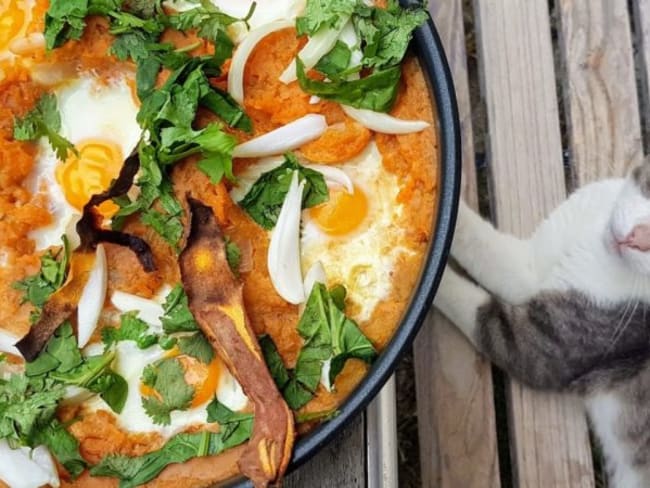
xmin=179 ymin=198 xmax=295 ymax=487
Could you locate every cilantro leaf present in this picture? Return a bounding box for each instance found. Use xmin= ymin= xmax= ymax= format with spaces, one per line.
xmin=13 ymin=236 xmax=70 ymax=323
xmin=25 ymin=322 xmax=82 ymax=377
xmin=177 ymin=333 xmax=214 ymax=364
xmin=296 ymin=57 xmax=401 ymax=112
xmin=225 ymin=239 xmax=241 ymax=276
xmin=315 ymin=40 xmax=353 ymax=80
xmin=354 ymin=0 xmax=428 ymax=69
xmin=13 ymin=94 xmax=76 ymax=161
xmin=141 ymin=358 xmax=195 ymax=425
xmin=43 ymin=0 xmax=90 ymax=50
xmin=161 ymin=284 xmax=199 ymax=334
xmin=261 ymin=284 xmax=377 ymax=410
xmin=90 ymin=425 xmax=252 ymax=488
xmin=206 ymin=398 xmax=253 ymax=447
xmin=32 ymin=420 xmax=87 ymax=478
xmin=295 ymin=0 xmax=357 ymax=36
xmin=102 ymin=312 xmax=159 ymax=350
xmin=239 ymin=153 xmax=329 ymax=230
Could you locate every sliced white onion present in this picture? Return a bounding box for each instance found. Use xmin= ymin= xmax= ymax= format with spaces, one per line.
xmin=0 ymin=441 xmax=60 ymax=488
xmin=0 ymin=330 xmax=22 ymax=358
xmin=111 ymin=291 xmax=164 ymax=331
xmin=304 ymin=164 xmax=354 ymax=194
xmin=342 ymin=105 xmax=430 ymax=134
xmin=217 ymin=368 xmax=249 ymax=412
xmin=233 ymin=114 xmax=327 ymax=159
xmin=309 ymin=95 xmax=321 ymax=105
xmin=320 ymin=358 xmax=333 ymax=392
xmin=77 ymin=245 xmax=107 ymax=348
xmin=279 ymin=18 xmax=350 ymax=84
xmin=268 ymin=171 xmax=305 ymax=304
xmin=228 ymin=20 xmax=295 ymax=104
xmin=61 ymin=385 xmax=94 ymax=406
xmin=303 ymin=261 xmax=327 ymax=298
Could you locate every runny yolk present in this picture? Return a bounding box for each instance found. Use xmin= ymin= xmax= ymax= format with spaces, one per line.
xmin=139 ymin=353 xmax=222 ymax=409
xmin=309 ymin=185 xmax=369 ymax=236
xmin=0 ymin=0 xmax=29 ymax=52
xmin=56 ymin=140 xmax=123 ymax=218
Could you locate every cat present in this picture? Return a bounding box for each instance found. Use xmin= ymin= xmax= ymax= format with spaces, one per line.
xmin=433 ymin=163 xmax=650 ymax=488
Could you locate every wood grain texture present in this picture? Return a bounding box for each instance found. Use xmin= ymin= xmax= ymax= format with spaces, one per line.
xmin=631 ymin=0 xmax=650 ymax=157
xmin=413 ymin=0 xmax=500 ymax=487
xmin=472 ymin=1 xmax=595 ymax=486
xmin=285 ymin=414 xmax=366 ymax=488
xmin=558 ymin=0 xmax=643 ymax=184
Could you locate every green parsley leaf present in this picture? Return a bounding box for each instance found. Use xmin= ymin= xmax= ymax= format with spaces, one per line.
xmin=102 ymin=312 xmax=159 ymax=350
xmin=314 ymin=40 xmax=353 ymax=80
xmin=13 ymin=93 xmax=76 ymax=162
xmin=177 ymin=333 xmax=214 ymax=364
xmin=141 ymin=358 xmax=195 ymax=425
xmin=239 ymin=153 xmax=329 ymax=230
xmin=161 ymin=284 xmax=199 ymax=334
xmin=43 ymin=0 xmax=90 ymax=50
xmin=90 ymin=425 xmax=252 ymax=488
xmin=32 ymin=420 xmax=87 ymax=478
xmin=295 ymin=0 xmax=357 ymax=36
xmin=296 ymin=57 xmax=401 ymax=112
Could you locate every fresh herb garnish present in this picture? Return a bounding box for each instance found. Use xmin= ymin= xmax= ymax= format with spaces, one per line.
xmin=261 ymin=284 xmax=377 ymax=410
xmin=160 ymin=284 xmax=199 ymax=334
xmin=33 ymin=419 xmax=88 ymax=477
xmin=225 ymin=238 xmax=241 ymax=276
xmin=90 ymin=401 xmax=252 ymax=488
xmin=102 ymin=312 xmax=160 ymax=350
xmin=177 ymin=332 xmax=214 ymax=364
xmin=295 ymin=0 xmax=357 ymax=36
xmin=13 ymin=93 xmax=75 ymax=161
xmin=25 ymin=322 xmax=128 ymax=414
xmin=140 ymin=358 xmax=195 ymax=425
xmin=239 ymin=153 xmax=329 ymax=230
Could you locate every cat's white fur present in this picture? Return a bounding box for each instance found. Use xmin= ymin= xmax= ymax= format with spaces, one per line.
xmin=434 ymin=172 xmax=650 ymax=488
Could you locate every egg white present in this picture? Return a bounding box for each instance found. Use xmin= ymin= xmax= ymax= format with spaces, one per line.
xmin=301 ymin=142 xmax=412 ymax=323
xmin=27 ymin=76 xmax=141 ymax=251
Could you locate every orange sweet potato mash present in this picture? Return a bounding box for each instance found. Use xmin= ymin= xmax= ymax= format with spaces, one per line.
xmin=0 ymin=3 xmax=438 ymax=486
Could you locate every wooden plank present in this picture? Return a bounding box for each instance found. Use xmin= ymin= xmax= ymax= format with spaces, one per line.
xmin=285 ymin=414 xmax=366 ymax=488
xmin=557 ymin=0 xmax=643 ymax=183
xmin=366 ymin=376 xmax=398 ymax=488
xmin=413 ymin=0 xmax=500 ymax=487
xmin=633 ymin=0 xmax=650 ymax=152
xmin=472 ymin=1 xmax=595 ymax=486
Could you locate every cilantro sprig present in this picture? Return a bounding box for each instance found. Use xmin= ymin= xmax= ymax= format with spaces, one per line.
xmin=140 ymin=357 xmax=195 ymax=425
xmin=239 ymin=153 xmax=329 ymax=230
xmin=13 ymin=94 xmax=75 ymax=160
xmin=13 ymin=236 xmax=70 ymax=323
xmin=261 ymin=283 xmax=376 ymax=410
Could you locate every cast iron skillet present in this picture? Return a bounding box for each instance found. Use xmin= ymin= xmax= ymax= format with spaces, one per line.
xmin=229 ymin=3 xmax=461 ymax=485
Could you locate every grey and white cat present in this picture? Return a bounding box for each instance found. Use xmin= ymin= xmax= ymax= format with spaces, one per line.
xmin=434 ymin=164 xmax=650 ymax=488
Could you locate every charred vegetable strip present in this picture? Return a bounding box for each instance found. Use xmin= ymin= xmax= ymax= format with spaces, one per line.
xmin=76 ymin=151 xmax=155 ymax=271
xmin=179 ymin=198 xmax=294 ymax=487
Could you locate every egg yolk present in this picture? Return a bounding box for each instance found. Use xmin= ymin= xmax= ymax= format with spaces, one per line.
xmin=309 ymin=185 xmax=368 ymax=236
xmin=140 ymin=354 xmax=222 ymax=409
xmin=0 ymin=0 xmax=29 ymax=53
xmin=56 ymin=140 xmax=123 ymax=217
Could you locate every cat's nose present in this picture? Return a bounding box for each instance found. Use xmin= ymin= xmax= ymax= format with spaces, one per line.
xmin=623 ymin=223 xmax=650 ymax=252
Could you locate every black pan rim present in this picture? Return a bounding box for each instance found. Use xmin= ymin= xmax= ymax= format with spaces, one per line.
xmin=228 ymin=7 xmax=461 ymax=486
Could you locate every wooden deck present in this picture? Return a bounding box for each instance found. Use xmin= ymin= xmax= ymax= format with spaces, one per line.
xmin=286 ymin=0 xmax=647 ymax=486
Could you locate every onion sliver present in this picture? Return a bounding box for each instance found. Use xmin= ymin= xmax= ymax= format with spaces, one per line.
xmin=228 ymin=20 xmax=294 ymax=104
xmin=320 ymin=358 xmax=333 ymax=392
xmin=0 ymin=441 xmax=60 ymax=488
xmin=0 ymin=330 xmax=22 ymax=358
xmin=268 ymin=171 xmax=306 ymax=304
xmin=304 ymin=164 xmax=354 ymax=194
xmin=111 ymin=291 xmax=164 ymax=330
xmin=77 ymin=245 xmax=107 ymax=348
xmin=279 ymin=19 xmax=350 ymax=84
xmin=233 ymin=114 xmax=327 ymax=159
xmin=342 ymin=105 xmax=430 ymax=134
xmin=303 ymin=261 xmax=327 ymax=298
